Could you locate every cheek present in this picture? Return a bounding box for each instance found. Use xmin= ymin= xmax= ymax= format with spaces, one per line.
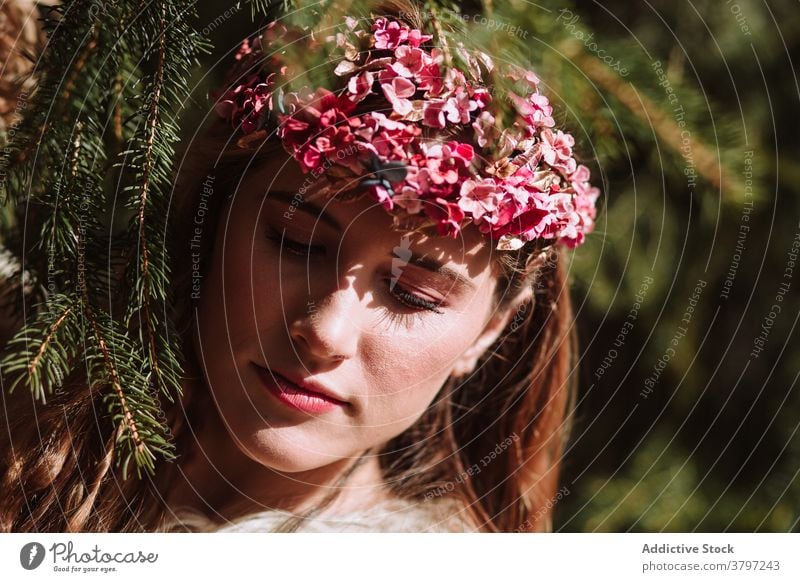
xmin=196 ymin=202 xmax=282 ymax=374
xmin=355 ymin=312 xmax=484 ymax=430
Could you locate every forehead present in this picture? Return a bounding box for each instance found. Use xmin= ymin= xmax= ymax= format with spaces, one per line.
xmin=239 ymin=150 xmax=500 ymax=288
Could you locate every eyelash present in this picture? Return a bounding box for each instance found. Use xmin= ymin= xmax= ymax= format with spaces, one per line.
xmin=390 ymin=283 xmax=444 ymax=314
xmin=266 ymin=228 xmax=444 ymax=315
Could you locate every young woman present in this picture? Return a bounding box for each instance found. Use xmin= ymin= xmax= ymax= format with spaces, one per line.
xmin=0 ymin=0 xmax=598 ymax=532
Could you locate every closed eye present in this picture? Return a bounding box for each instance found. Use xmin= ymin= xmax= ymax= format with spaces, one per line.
xmin=266 ymin=227 xmax=443 ymax=315
xmin=388 ymin=281 xmax=444 ymax=314
xmin=266 ymin=227 xmax=326 ymax=257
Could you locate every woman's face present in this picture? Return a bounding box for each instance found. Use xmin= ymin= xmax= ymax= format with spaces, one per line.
xmin=194 ymin=153 xmax=520 ymax=473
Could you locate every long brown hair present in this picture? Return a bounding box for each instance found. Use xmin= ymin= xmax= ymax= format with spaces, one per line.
xmin=0 ymin=0 xmax=579 ymax=533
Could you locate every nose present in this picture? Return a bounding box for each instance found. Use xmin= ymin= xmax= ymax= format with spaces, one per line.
xmin=289 ymin=286 xmax=361 ymax=364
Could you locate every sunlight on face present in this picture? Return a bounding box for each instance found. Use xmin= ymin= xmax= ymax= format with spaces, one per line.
xmin=194 ymin=153 xmax=510 ymax=472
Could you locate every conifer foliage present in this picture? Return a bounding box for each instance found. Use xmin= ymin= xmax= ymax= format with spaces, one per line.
xmin=0 ymin=0 xmax=208 ymax=479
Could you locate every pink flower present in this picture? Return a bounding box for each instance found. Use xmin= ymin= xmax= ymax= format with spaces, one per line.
xmin=368 ymin=183 xmax=395 ymax=211
xmin=475 ymin=195 xmax=517 ymax=231
xmin=540 ymin=129 xmax=576 ymax=174
xmin=442 ymin=68 xmax=467 ymax=94
xmin=356 ymin=113 xmax=420 ymax=160
xmin=568 ymin=164 xmax=600 ymax=239
xmin=449 ymin=141 xmax=474 ymax=164
xmin=443 ymin=86 xmax=475 ymax=124
xmin=458 ymin=178 xmax=502 ymax=220
xmin=422 ymin=99 xmax=447 ymax=128
xmin=509 ymin=91 xmax=554 ymax=131
xmin=508 ymin=167 xmax=556 ymax=193
xmin=212 ymin=15 xmax=600 ymax=250
xmin=279 ymin=88 xmax=357 ymax=172
xmin=569 ymin=164 xmax=591 ymax=184
xmin=379 ymin=71 xmax=417 ymax=116
xmin=416 ymin=53 xmax=443 ymax=95
xmin=315 ymin=122 xmax=355 ymax=156
xmin=418 ymin=142 xmax=473 ymax=187
xmin=490 ymin=203 xmax=552 ymax=240
xmin=234 ymin=39 xmax=254 ymax=61
xmin=427 ymin=198 xmax=466 ymax=238
xmin=373 ymin=17 xmax=409 ymax=49
xmin=547 ymin=192 xmax=582 ymax=243
xmin=507 ymin=64 xmax=541 ymax=87
xmin=215 ymin=74 xmax=275 ymax=134
xmin=523 ymin=70 xmax=541 ymax=88
xmin=472 ymin=111 xmax=497 ymax=148
xmin=470 ymin=87 xmax=491 ymax=110
xmin=407 ymin=28 xmax=433 ymax=47
xmin=391 ymin=45 xmax=428 ymax=77
xmin=393 ymin=184 xmax=424 ymax=214
xmin=527 ymin=93 xmax=555 ymax=129
xmin=301 ymin=145 xmax=324 ymax=171
xmin=347 ymin=70 xmax=375 ymax=103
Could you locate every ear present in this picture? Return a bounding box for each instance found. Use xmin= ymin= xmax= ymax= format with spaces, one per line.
xmin=450 ymin=285 xmax=534 ymax=378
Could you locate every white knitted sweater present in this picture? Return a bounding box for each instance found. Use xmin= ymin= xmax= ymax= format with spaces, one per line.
xmin=159 ymin=496 xmax=475 ymax=533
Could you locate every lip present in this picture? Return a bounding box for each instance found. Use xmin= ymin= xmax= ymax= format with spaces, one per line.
xmin=254 ymin=365 xmax=348 ymax=414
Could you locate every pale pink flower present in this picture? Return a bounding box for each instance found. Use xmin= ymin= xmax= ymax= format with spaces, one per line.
xmin=380 ymin=72 xmax=416 ymax=116
xmin=442 ymin=67 xmax=467 ymax=93
xmin=458 ymin=178 xmax=502 ymax=220
xmin=540 ymin=129 xmax=576 ymax=174
xmin=443 ymin=86 xmax=475 ymax=124
xmin=394 ymin=184 xmax=424 ymax=214
xmin=407 ymin=28 xmax=433 ymax=47
xmin=509 ymin=91 xmax=554 ymax=131
xmin=472 ymin=111 xmax=497 ymax=148
xmin=527 ymin=93 xmax=555 ymax=128
xmin=391 ymin=45 xmax=427 ymax=77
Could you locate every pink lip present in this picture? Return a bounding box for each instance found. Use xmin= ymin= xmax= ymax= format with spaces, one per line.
xmin=255 ymin=366 xmax=347 ymax=414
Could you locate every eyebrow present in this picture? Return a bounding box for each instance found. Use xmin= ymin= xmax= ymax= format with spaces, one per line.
xmin=394 ymin=252 xmax=477 ymax=293
xmin=267 ymin=190 xmax=341 ymax=231
xmin=266 ymin=190 xmax=476 ymax=292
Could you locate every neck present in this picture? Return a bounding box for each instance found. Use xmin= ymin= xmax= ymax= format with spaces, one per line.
xmin=164 ymin=386 xmax=389 ymax=524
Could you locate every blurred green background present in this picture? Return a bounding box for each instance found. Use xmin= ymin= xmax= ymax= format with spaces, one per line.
xmin=188 ymin=0 xmax=799 ymax=531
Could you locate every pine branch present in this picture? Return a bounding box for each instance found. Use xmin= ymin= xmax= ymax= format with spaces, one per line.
xmin=121 ymin=0 xmax=208 ymax=409
xmin=0 ymin=294 xmax=82 ymax=403
xmin=27 ymin=304 xmax=74 ymax=381
xmin=133 ymin=0 xmax=167 ymax=401
xmin=0 ymin=0 xmax=205 ymax=479
xmin=83 ymin=304 xmax=175 ymax=479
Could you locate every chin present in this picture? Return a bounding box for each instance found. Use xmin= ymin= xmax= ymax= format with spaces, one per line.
xmin=237 ymin=425 xmax=347 ymax=474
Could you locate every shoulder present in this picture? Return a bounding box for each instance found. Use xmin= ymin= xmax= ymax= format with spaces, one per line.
xmin=159 ymin=496 xmax=477 ymax=533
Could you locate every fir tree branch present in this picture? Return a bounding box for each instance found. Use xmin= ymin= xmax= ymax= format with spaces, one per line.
xmin=84 ymin=305 xmax=146 ymax=465
xmin=0 ymin=294 xmax=82 ymax=403
xmin=27 ymin=304 xmax=74 ymax=381
xmin=60 ymin=31 xmax=99 ymax=106
xmin=134 ymin=0 xmax=167 ymax=396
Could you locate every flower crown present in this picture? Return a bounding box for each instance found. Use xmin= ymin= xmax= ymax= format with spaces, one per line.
xmin=213 ymin=15 xmax=600 ymax=250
